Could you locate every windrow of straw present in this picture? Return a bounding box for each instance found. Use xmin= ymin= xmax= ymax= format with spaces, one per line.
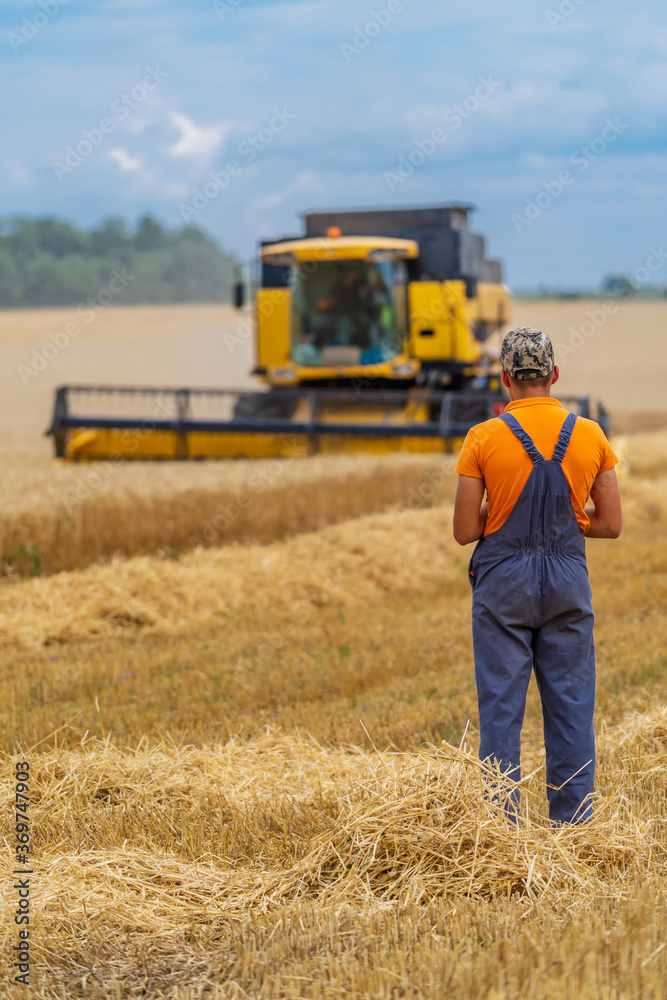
xmin=0 ymin=451 xmax=457 ymax=577
xmin=1 ymin=426 xmax=664 ymax=579
xmin=1 ymin=713 xmax=666 ymax=996
xmin=0 ymin=463 xmax=664 ymax=757
xmin=0 ymin=503 xmax=465 ymax=649
xmin=0 ymin=465 xmax=664 ymax=653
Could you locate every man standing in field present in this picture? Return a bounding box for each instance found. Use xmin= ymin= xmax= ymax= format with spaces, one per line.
xmin=453 ymin=327 xmax=622 ymax=823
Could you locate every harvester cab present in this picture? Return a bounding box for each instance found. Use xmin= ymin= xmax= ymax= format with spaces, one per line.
xmin=48 ymin=205 xmax=607 ymax=460
xmin=255 ymin=205 xmax=508 ymax=390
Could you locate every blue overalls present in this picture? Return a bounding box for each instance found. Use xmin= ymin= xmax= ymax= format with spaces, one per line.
xmin=468 ymin=411 xmax=596 ymax=824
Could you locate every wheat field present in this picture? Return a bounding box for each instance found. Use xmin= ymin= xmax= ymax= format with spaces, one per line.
xmin=1 ymin=436 xmax=666 ymax=997
xmin=1 ymin=302 xmax=667 ymax=997
xmin=1 ymin=299 xmax=667 ymax=576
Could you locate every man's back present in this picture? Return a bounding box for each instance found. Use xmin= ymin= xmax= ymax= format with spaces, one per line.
xmin=455 ymin=396 xmax=617 ymax=535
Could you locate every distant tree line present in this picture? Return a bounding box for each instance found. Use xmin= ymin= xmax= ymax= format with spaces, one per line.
xmin=0 ymin=215 xmax=237 ymax=307
xmin=516 ymin=275 xmax=667 ymax=301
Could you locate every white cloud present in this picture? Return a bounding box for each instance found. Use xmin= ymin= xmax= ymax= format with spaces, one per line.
xmin=168 ymin=111 xmax=229 ymax=160
xmin=109 ymin=148 xmax=142 ymax=171
xmin=8 ymin=162 xmax=31 ymax=185
xmin=250 ymin=170 xmax=321 ymax=212
xmin=631 ymin=62 xmax=667 ymax=107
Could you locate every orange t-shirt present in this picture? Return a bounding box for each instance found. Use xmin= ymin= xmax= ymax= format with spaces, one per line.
xmin=455 ymin=397 xmax=618 ymax=535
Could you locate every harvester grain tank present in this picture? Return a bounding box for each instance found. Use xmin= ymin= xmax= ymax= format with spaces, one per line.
xmin=48 ymin=204 xmax=604 ymax=459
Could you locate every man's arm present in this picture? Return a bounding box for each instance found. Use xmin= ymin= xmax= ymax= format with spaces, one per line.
xmin=453 ymin=475 xmax=488 ymax=545
xmin=585 ymin=467 xmax=622 ymax=538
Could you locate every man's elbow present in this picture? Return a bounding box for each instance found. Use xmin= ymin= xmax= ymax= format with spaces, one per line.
xmin=589 ymin=515 xmax=622 ymax=539
xmin=453 ymin=526 xmax=476 ymax=546
xmin=603 ymin=508 xmax=623 ymax=538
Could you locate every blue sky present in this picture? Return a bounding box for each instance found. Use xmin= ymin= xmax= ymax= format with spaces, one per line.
xmin=1 ymin=0 xmax=666 ymax=287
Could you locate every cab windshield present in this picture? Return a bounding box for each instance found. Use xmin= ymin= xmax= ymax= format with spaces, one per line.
xmin=290 ymin=259 xmax=407 ymax=367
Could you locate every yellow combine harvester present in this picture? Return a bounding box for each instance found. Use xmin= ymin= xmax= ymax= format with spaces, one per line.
xmin=48 ymin=205 xmax=604 ymax=460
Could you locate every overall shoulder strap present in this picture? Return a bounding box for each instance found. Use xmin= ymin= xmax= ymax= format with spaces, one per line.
xmin=551 ymin=411 xmax=577 ymax=465
xmin=497 ymin=413 xmax=544 ymax=465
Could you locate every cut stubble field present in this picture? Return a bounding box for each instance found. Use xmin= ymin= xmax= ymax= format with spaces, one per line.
xmin=1 ymin=302 xmax=667 ymax=998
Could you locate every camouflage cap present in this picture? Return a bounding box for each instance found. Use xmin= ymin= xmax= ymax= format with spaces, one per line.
xmin=500 ymin=327 xmax=555 ymax=380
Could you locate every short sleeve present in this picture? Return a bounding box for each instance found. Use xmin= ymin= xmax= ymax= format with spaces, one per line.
xmin=455 ymin=427 xmax=484 ymax=479
xmin=597 ymin=427 xmax=618 ymax=474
